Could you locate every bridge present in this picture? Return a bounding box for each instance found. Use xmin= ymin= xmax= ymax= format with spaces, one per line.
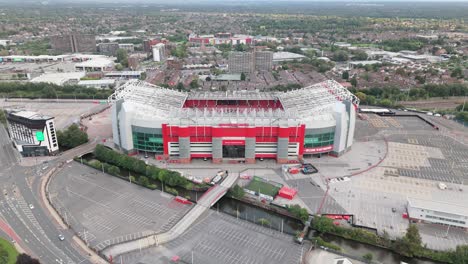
xmin=102 ymin=170 xmax=238 ymax=259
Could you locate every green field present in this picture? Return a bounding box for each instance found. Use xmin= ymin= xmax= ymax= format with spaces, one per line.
xmin=0 ymin=237 xmax=19 ymax=264
xmin=245 ymin=177 xmax=281 ymax=197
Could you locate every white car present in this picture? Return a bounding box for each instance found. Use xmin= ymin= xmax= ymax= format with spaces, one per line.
xmin=29 ymin=204 xmax=34 ymax=209
xmin=58 ymin=234 xmax=65 ymax=241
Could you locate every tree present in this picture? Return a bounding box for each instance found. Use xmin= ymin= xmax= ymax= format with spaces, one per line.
xmin=350 ymin=76 xmax=358 ymax=87
xmin=342 ymin=71 xmax=349 ymax=80
xmin=0 ymin=246 xmax=8 ymax=264
xmin=355 ymin=92 xmax=367 ymax=103
xmin=176 ymin=82 xmax=185 ymax=91
xmin=451 ymin=245 xmax=468 ymax=264
xmin=379 ymin=99 xmax=393 ymax=107
xmin=189 ymin=79 xmax=199 ymax=89
xmin=240 ymin=72 xmax=246 ymax=81
xmin=394 ymin=224 xmax=422 ymax=257
xmin=451 ymin=67 xmax=464 ymax=79
xmin=312 ymin=215 xmax=335 ymax=233
xmin=352 ymin=50 xmax=368 ymax=61
xmin=395 ymin=68 xmax=406 ymax=76
xmin=139 ymin=176 xmax=149 ymax=186
xmin=332 ymin=50 xmax=349 ymax=62
xmin=16 ymin=253 xmax=41 ymax=264
xmin=287 ymin=205 xmax=309 ymax=222
xmin=107 ymin=165 xmax=120 ymax=175
xmin=57 ymin=124 xmax=88 ymax=149
xmin=228 ymin=185 xmax=245 ymax=199
xmin=116 ymin=49 xmax=128 ymax=67
xmin=139 ymin=72 xmax=147 ymax=81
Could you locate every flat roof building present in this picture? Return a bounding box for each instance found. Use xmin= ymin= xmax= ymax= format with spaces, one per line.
xmin=31 ymin=72 xmax=86 ymax=85
xmin=407 ymin=197 xmax=468 ymax=229
xmin=75 ymin=58 xmax=114 ymax=72
xmin=7 ymin=111 xmax=59 ymax=156
xmin=273 ymin=52 xmax=306 ymax=63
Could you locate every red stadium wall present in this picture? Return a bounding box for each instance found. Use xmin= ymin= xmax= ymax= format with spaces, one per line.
xmin=161 ymin=124 xmax=308 ymax=158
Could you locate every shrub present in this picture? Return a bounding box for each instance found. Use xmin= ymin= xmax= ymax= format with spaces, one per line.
xmin=165 ymin=187 xmax=178 ymax=196
xmin=287 ymin=205 xmax=309 ymax=222
xmin=228 ymin=185 xmax=245 ymax=199
xmin=147 ymin=184 xmax=158 ymax=190
xmin=314 ymin=237 xmax=341 ymax=251
xmin=257 ymin=218 xmax=271 ymax=226
xmin=139 ymin=176 xmax=149 ymax=187
xmin=363 ymin=253 xmax=373 ymax=263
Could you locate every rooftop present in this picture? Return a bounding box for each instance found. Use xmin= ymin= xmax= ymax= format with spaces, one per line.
xmin=10 ymin=110 xmax=53 ymax=120
xmin=75 ymin=58 xmax=114 ymax=68
xmin=108 ymin=79 xmax=359 ymax=123
xmin=273 ymin=52 xmax=306 ymax=61
xmin=408 ymin=197 xmax=468 ymax=217
xmin=31 ymin=72 xmax=86 ymax=85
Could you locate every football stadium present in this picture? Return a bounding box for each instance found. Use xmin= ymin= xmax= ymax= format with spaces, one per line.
xmin=109 ymin=79 xmax=359 ymax=163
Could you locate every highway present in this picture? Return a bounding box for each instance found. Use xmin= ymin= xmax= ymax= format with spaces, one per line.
xmin=0 ymin=125 xmax=95 ymax=264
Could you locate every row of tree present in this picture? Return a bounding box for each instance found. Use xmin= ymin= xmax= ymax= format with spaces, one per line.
xmin=312 ymin=216 xmax=468 ymax=263
xmin=0 ymin=82 xmax=112 ymax=99
xmin=352 ymin=83 xmax=468 ymax=106
xmin=93 ymin=145 xmax=190 ymax=188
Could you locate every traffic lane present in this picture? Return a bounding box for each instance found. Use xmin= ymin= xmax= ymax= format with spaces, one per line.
xmin=20 ymin=183 xmax=90 ymax=264
xmin=0 ymin=196 xmax=60 ymax=263
xmin=1 ymin=168 xmax=87 ymax=264
xmin=22 ymin=167 xmax=93 ymax=264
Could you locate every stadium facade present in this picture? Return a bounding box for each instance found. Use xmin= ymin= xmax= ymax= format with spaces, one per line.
xmin=109 ymin=80 xmax=359 ymax=163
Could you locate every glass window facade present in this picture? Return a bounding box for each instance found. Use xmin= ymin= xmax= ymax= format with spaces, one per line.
xmin=304 ymin=132 xmax=334 ymax=148
xmin=132 ymin=131 xmax=163 ymax=153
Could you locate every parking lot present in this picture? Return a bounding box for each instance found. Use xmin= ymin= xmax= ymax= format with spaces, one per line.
xmin=326 ymin=114 xmax=468 ymax=249
xmin=0 ymin=100 xmax=103 ymax=129
xmin=48 ymin=163 xmax=192 ymax=252
xmin=117 ymin=211 xmax=305 ymax=264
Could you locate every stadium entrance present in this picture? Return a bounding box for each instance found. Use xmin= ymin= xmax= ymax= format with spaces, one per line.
xmin=222 ymin=145 xmax=245 ymax=158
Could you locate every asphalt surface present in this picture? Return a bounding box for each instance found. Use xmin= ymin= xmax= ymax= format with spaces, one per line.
xmin=0 ymin=125 xmax=94 ymax=264
xmin=102 ymin=169 xmax=239 ymax=258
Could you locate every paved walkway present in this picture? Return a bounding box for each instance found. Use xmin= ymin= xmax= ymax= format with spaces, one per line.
xmin=101 ymin=171 xmax=239 ymax=259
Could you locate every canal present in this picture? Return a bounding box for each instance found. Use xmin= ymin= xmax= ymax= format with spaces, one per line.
xmin=214 ymin=196 xmax=440 ymax=264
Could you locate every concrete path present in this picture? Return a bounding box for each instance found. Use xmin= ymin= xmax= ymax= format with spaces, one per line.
xmin=101 ymin=171 xmax=239 ymax=259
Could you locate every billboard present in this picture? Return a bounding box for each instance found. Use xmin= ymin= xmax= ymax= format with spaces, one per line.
xmin=304 ymin=145 xmax=333 ymax=154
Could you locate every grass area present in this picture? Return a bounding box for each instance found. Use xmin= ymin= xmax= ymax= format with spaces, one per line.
xmin=245 ymin=176 xmax=280 ymax=197
xmin=0 ymin=237 xmax=19 ymax=264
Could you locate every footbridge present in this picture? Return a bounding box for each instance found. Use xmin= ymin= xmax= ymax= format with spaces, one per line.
xmin=102 ymin=171 xmax=238 ymax=259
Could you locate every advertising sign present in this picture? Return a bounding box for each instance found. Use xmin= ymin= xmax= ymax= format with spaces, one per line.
xmin=304 ymin=145 xmax=333 ymax=154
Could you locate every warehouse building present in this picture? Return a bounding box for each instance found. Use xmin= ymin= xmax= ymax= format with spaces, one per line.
xmin=407 ymin=198 xmax=468 ymax=229
xmin=109 ymin=80 xmax=359 ymax=163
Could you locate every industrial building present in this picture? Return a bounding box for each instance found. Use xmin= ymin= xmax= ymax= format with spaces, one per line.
xmin=50 ymin=34 xmax=96 ymax=53
xmin=109 ymin=79 xmax=359 ymax=163
xmin=7 ymin=111 xmax=59 ymax=156
xmin=407 ymin=198 xmax=468 ymax=229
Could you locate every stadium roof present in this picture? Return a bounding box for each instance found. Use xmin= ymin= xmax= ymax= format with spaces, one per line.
xmin=109 ymin=79 xmax=359 ymax=123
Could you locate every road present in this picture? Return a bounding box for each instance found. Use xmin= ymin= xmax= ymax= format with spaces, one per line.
xmin=102 ymin=171 xmax=239 ymax=259
xmin=0 ymin=125 xmax=95 ymax=264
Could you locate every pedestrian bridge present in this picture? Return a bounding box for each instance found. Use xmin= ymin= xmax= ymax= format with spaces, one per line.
xmin=102 ymin=171 xmax=238 ymax=259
